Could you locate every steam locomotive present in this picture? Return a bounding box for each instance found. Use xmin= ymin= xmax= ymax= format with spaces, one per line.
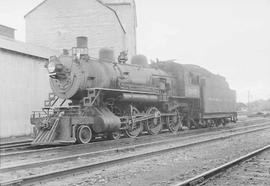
xmin=31 ymin=37 xmax=237 ymax=145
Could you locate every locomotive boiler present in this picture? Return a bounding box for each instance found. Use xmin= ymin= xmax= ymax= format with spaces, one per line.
xmin=31 ymin=37 xmax=237 ymax=145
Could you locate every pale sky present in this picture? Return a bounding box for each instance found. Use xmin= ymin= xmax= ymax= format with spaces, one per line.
xmin=0 ymin=0 xmax=269 ymax=103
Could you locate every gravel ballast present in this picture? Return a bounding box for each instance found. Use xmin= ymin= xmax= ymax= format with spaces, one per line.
xmin=36 ymin=127 xmax=270 ymax=186
xmin=205 ymin=149 xmax=270 ymax=186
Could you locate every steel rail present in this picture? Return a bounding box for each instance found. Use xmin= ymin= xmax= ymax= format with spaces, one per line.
xmin=0 ymin=140 xmax=32 ymax=151
xmin=172 ymin=144 xmax=270 ymax=186
xmin=1 ymin=125 xmax=270 ymax=186
xmin=1 ymin=120 xmax=269 ymax=158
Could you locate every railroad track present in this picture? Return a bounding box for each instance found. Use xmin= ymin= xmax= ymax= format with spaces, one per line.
xmin=0 ymin=121 xmax=269 ymax=163
xmin=172 ymin=144 xmax=270 ymax=186
xmin=3 ymin=123 xmax=270 ymax=171
xmin=1 ymin=122 xmax=270 ymax=186
xmin=0 ymin=117 xmax=267 ymax=157
xmin=1 ymin=118 xmax=269 ymax=159
xmin=0 ymin=140 xmax=32 ymax=151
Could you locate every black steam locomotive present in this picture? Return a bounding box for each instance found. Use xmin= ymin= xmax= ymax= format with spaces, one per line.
xmin=31 ymin=37 xmax=237 ymax=145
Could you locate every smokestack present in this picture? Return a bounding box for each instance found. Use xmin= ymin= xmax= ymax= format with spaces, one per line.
xmin=76 ymin=36 xmax=88 ymax=48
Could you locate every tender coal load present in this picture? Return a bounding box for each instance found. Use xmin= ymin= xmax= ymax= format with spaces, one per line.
xmin=183 ymin=64 xmax=229 ymax=88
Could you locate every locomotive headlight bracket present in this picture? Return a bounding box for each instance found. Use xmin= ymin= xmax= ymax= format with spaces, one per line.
xmin=47 ymin=61 xmax=56 ymax=73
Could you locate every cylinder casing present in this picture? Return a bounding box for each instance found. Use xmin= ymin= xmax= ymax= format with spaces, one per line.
xmin=93 ymin=108 xmax=121 ymax=133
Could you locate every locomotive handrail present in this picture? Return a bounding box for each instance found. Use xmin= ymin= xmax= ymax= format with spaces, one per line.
xmin=86 ymin=87 xmax=159 ymax=95
xmin=152 ymin=74 xmax=174 ymax=78
xmin=87 ymin=55 xmax=159 ymax=70
xmin=31 ymin=106 xmax=84 ymax=119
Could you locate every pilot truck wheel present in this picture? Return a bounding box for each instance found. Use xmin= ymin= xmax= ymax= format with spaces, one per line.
xmin=76 ymin=125 xmax=92 ymax=144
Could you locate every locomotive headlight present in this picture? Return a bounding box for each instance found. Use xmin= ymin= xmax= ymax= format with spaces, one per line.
xmin=47 ymin=61 xmax=56 ymax=73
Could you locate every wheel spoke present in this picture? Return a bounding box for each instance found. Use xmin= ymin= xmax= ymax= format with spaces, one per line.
xmin=167 ymin=109 xmax=181 ymax=133
xmin=125 ymin=106 xmax=143 ymax=138
xmin=76 ymin=125 xmax=92 ymax=144
xmin=146 ymin=107 xmax=162 ymax=135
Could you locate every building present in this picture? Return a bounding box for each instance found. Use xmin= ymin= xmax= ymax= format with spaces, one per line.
xmin=0 ymin=24 xmax=15 ymax=39
xmin=25 ymin=0 xmax=137 ymax=61
xmin=0 ymin=35 xmax=59 ymax=138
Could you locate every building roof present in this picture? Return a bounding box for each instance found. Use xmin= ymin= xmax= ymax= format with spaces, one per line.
xmin=102 ymin=0 xmax=133 ymax=5
xmin=0 ymin=24 xmax=16 ymax=39
xmin=24 ymin=0 xmax=126 ymax=33
xmin=96 ymin=0 xmax=126 ymax=33
xmin=24 ymin=0 xmax=47 ymax=18
xmin=102 ymin=0 xmax=137 ymax=27
xmin=0 ymin=24 xmax=16 ymax=31
xmin=0 ymin=35 xmax=59 ymax=59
